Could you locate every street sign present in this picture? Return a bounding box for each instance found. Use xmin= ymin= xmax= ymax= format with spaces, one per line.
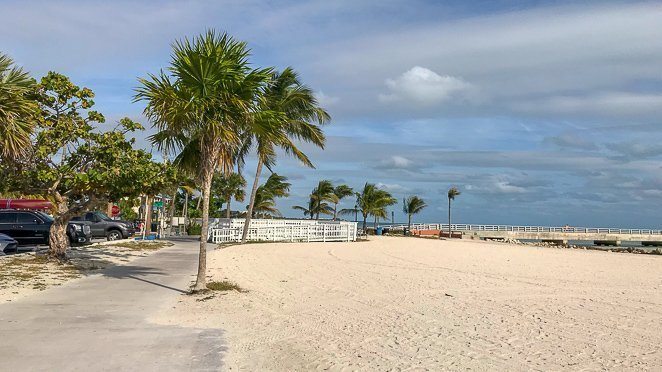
xmin=153 ymin=201 xmax=163 ymax=208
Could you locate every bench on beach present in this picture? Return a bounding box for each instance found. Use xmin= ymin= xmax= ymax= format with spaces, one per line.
xmin=411 ymin=229 xmax=441 ymax=237
xmin=439 ymin=231 xmax=463 ymax=239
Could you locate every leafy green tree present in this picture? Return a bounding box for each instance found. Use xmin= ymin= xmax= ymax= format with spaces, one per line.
xmin=0 ymin=53 xmax=37 ymax=161
xmin=249 ymin=173 xmax=290 ymax=217
xmin=331 ymin=184 xmax=354 ymax=220
xmin=355 ymin=183 xmax=397 ymax=232
xmin=447 ymin=187 xmax=461 ymax=238
xmin=136 ymin=30 xmax=270 ymax=291
xmin=402 ymin=196 xmax=427 ymax=233
xmin=212 ymin=172 xmax=246 ymax=218
xmin=241 ymin=67 xmax=328 ymax=243
xmin=3 ymin=72 xmax=169 ymax=260
xmin=117 ymin=197 xmax=139 ymax=221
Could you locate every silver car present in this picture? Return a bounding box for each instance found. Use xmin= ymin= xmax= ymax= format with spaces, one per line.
xmin=0 ymin=233 xmax=18 ymax=254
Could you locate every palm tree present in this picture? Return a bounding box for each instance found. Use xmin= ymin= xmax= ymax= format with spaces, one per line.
xmin=331 ymin=184 xmax=354 ymax=220
xmin=402 ymin=196 xmax=427 ymax=234
xmin=212 ymin=172 xmax=246 ymax=218
xmin=242 ymin=68 xmax=329 ymax=243
xmin=292 ymin=197 xmax=316 ymax=219
xmin=0 ymin=53 xmax=37 ymax=161
xmin=447 ymin=187 xmax=461 ymax=238
xmin=249 ymin=173 xmax=290 ymax=218
xmin=311 ymin=180 xmax=334 ymax=219
xmin=356 ymin=183 xmax=397 ymax=233
xmin=135 ymin=30 xmax=271 ymax=291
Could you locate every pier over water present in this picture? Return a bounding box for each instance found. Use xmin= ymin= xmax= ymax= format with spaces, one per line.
xmin=390 ymin=223 xmax=662 ymax=247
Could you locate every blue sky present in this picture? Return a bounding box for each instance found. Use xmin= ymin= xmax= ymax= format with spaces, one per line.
xmin=3 ymin=0 xmax=662 ymax=227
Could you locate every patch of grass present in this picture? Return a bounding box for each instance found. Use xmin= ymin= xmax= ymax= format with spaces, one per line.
xmin=110 ymin=241 xmax=173 ymax=250
xmin=206 ymin=280 xmax=246 ymax=292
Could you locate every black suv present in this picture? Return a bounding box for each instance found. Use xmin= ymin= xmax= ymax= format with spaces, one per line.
xmin=0 ymin=210 xmax=92 ymax=246
xmin=71 ymin=211 xmax=136 ymax=241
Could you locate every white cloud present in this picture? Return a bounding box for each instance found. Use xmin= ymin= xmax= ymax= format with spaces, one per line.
xmin=376 ymin=182 xmax=410 ymax=194
xmin=315 ymin=91 xmax=339 ymax=107
xmin=493 ymin=181 xmax=527 ymax=194
xmin=374 ymin=155 xmax=415 ymax=170
xmin=379 ymin=66 xmax=473 ymax=106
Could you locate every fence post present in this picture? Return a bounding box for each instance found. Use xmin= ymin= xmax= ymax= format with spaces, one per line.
xmin=323 ymin=224 xmax=326 ymax=242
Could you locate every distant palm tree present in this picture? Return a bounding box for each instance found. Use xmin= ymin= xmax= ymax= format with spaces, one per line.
xmin=0 ymin=53 xmax=36 ymax=161
xmin=447 ymin=187 xmax=461 ymax=238
xmin=292 ymin=197 xmax=316 ymax=219
xmin=331 ymin=184 xmax=354 ymax=220
xmin=249 ymin=173 xmax=290 ymax=218
xmin=402 ymin=195 xmax=427 ymax=233
xmin=212 ymin=172 xmax=246 ymax=218
xmin=356 ymin=183 xmax=397 ymax=232
xmin=135 ymin=30 xmax=270 ymax=291
xmin=311 ymin=180 xmax=334 ymax=219
xmin=241 ymin=68 xmax=329 ymax=243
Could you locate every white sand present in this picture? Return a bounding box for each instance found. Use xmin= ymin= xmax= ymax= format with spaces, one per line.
xmin=153 ymin=236 xmax=662 ymax=371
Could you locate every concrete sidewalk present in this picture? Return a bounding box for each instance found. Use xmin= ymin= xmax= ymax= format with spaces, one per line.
xmin=0 ymin=238 xmax=223 ymax=371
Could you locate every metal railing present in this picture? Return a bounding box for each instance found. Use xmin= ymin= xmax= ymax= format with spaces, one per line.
xmin=389 ymin=223 xmax=662 ymax=235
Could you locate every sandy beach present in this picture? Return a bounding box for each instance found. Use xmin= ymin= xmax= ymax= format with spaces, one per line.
xmin=152 ymin=236 xmax=662 ymax=370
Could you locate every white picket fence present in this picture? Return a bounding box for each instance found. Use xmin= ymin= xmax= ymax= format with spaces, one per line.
xmin=208 ymin=218 xmax=358 ymax=243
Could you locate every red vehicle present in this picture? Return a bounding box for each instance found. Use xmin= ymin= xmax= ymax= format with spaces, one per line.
xmin=0 ymin=199 xmax=53 ymax=211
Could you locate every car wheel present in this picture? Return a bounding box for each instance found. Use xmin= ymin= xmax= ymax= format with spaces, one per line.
xmin=107 ymin=230 xmax=122 ymax=241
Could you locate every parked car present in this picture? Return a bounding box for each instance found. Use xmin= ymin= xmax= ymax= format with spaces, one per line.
xmin=0 ymin=210 xmax=92 ymax=246
xmin=0 ymin=233 xmax=18 ymax=254
xmin=71 ymin=211 xmax=136 ymax=241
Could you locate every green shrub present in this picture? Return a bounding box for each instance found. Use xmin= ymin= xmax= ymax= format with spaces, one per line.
xmin=206 ymin=280 xmax=245 ymax=292
xmin=187 ymin=223 xmax=202 ymax=235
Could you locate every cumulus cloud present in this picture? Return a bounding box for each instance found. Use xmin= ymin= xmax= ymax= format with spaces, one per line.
xmin=378 ymin=66 xmax=474 ymax=106
xmin=374 ymin=155 xmax=416 ymax=170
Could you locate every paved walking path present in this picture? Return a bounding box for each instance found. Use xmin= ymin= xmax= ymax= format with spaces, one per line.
xmin=0 ymin=238 xmax=223 ymax=372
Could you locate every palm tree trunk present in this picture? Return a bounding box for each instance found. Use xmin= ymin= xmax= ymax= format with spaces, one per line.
xmin=242 ymin=158 xmax=263 ymax=244
xmin=193 ymin=170 xmax=213 ymax=291
xmin=333 ymin=203 xmax=338 ymax=221
xmin=183 ymin=191 xmax=189 ymax=230
xmin=362 ymin=214 xmax=367 ymax=233
xmin=448 ymin=197 xmax=451 ymax=239
xmin=408 ymin=214 xmax=411 ymax=235
xmin=144 ymin=195 xmax=152 ymax=234
xmin=225 ymin=194 xmax=232 ymax=219
xmin=168 ymin=190 xmax=176 ymax=236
